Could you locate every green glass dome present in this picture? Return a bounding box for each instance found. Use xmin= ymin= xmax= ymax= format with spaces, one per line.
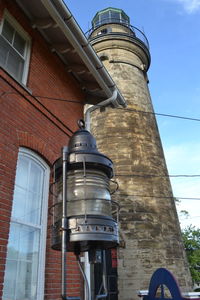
xmin=92 ymin=7 xmax=130 ymax=28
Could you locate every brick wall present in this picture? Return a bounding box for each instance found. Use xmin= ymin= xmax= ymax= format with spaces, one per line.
xmin=0 ymin=0 xmax=85 ymax=298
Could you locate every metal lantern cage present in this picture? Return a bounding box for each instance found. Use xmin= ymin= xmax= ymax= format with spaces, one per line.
xmin=49 ymin=121 xmax=119 ymax=300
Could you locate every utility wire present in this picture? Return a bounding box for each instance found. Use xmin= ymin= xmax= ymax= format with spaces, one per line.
xmin=0 ymin=87 xmax=75 ymax=136
xmin=1 ymin=90 xmax=200 ymax=123
xmin=115 ymin=193 xmax=200 ymax=201
xmin=34 ymin=95 xmax=84 ymax=104
xmin=115 ymin=173 xmax=200 ymax=178
xmin=1 ymin=91 xmax=200 ymax=200
xmin=32 ymin=98 xmax=200 ymax=123
xmin=117 ymin=107 xmax=200 ymax=123
xmin=0 ymin=91 xmax=83 ymax=105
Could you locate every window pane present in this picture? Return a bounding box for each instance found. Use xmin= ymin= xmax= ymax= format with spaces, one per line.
xmin=29 ymin=162 xmax=43 ymax=193
xmin=12 ymin=157 xmax=44 ymax=225
xmin=121 ymin=14 xmax=129 ymax=25
xmin=2 ymin=260 xmax=17 ymax=300
xmin=5 ymin=223 xmax=40 ymax=300
xmin=27 ymin=191 xmax=42 ymax=225
xmin=12 ymin=187 xmax=43 ymax=225
xmin=101 ymin=12 xmax=109 ymax=24
xmin=16 ymin=261 xmax=37 ymax=300
xmin=7 ymin=223 xmax=40 ymax=261
xmin=13 ymin=31 xmax=26 ymax=56
xmin=0 ymin=36 xmax=8 ymax=67
xmin=7 ymin=223 xmax=20 ymax=260
xmin=12 ymin=186 xmax=27 ymax=221
xmin=12 ymin=187 xmax=42 ymax=225
xmin=6 ymin=48 xmax=24 ymax=82
xmin=2 ymin=19 xmax=14 ymax=43
xmin=15 ymin=156 xmax=29 ymax=187
xmin=93 ymin=15 xmax=100 ymax=27
xmin=111 ymin=11 xmax=120 ymax=22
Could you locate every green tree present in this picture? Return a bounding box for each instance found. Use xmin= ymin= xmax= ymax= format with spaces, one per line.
xmin=182 ymin=226 xmax=200 ymax=284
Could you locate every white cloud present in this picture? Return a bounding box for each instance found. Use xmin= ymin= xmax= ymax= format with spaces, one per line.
xmin=173 ymin=0 xmax=200 ymax=13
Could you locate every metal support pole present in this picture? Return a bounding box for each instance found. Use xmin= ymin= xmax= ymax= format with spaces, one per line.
xmin=62 ymin=146 xmax=69 ymax=300
xmin=90 ymin=262 xmax=95 ymax=300
xmin=95 ymin=250 xmax=108 ymax=300
xmin=84 ymin=252 xmax=91 ymax=300
xmin=61 ymin=146 xmax=81 ymax=300
xmin=86 ymin=250 xmax=108 ymax=300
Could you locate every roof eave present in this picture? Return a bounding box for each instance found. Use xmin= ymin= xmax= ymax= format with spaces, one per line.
xmin=15 ymin=0 xmax=126 ymax=107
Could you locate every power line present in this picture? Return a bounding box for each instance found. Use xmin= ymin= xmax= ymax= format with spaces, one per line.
xmin=117 ymin=107 xmax=200 ymax=122
xmin=33 ymin=99 xmax=200 ymax=122
xmin=1 ymin=89 xmax=200 ymax=123
xmin=0 ymin=90 xmax=84 ymax=105
xmin=34 ymin=95 xmax=84 ymax=104
xmin=115 ymin=173 xmax=200 ymax=178
xmin=0 ymin=86 xmax=75 ymax=136
xmin=115 ymin=193 xmax=200 ymax=201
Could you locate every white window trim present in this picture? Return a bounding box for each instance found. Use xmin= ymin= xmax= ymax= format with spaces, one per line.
xmin=4 ymin=147 xmax=50 ymax=300
xmin=20 ymin=148 xmax=50 ymax=300
xmin=0 ymin=9 xmax=31 ymax=85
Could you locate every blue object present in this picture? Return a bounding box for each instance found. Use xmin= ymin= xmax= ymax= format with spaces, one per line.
xmin=144 ymin=268 xmax=183 ymax=300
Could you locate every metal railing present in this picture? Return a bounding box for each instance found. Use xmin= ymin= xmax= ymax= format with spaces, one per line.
xmin=85 ymin=20 xmax=150 ymax=50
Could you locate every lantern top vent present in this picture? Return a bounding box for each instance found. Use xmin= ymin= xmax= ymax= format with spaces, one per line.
xmin=68 ymin=128 xmax=98 ymax=154
xmin=66 ymin=126 xmax=113 ymax=178
xmin=92 ymin=7 xmax=130 ymax=29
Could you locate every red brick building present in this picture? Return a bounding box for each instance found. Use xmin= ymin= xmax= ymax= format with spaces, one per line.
xmin=0 ymin=1 xmax=125 ymax=299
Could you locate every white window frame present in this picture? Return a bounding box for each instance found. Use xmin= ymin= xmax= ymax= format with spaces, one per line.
xmin=0 ymin=10 xmax=31 ymax=85
xmin=3 ymin=147 xmax=50 ymax=300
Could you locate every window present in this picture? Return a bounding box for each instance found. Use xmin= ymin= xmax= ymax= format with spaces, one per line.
xmin=3 ymin=148 xmax=50 ymax=300
xmin=0 ymin=11 xmax=31 ymax=84
xmin=101 ymin=11 xmax=109 ymax=25
xmin=110 ymin=11 xmax=120 ymax=23
xmin=121 ymin=12 xmax=130 ymax=25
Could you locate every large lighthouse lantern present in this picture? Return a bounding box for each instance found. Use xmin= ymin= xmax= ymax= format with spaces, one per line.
xmin=50 ymin=120 xmax=119 ymax=300
xmin=51 ymin=121 xmax=119 ymax=253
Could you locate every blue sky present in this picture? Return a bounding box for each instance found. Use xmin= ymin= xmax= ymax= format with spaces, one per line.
xmin=65 ymin=0 xmax=200 ymax=228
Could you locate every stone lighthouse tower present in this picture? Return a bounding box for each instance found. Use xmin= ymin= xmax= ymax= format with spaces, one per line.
xmin=87 ymin=7 xmax=192 ymax=300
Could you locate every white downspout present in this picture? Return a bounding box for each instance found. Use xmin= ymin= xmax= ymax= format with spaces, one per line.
xmin=83 ymin=89 xmax=118 ymax=300
xmin=85 ymin=89 xmax=118 ymax=131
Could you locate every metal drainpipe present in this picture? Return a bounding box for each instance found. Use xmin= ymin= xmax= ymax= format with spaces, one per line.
xmin=61 ymin=146 xmax=68 ymax=300
xmin=61 ymin=146 xmax=80 ymax=300
xmin=85 ymin=89 xmax=118 ymax=131
xmin=83 ymin=89 xmax=118 ymax=300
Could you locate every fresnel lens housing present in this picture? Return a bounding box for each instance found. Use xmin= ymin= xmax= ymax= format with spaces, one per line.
xmin=50 ymin=120 xmax=119 ymax=300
